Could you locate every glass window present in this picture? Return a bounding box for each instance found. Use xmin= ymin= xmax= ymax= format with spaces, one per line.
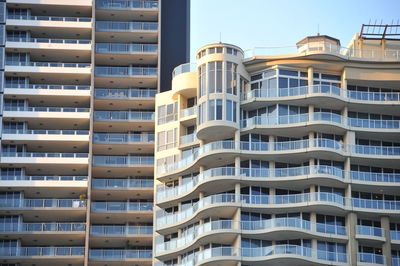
xmin=216 ymin=99 xmax=222 ymax=120
xmin=208 ymin=100 xmax=215 ymax=121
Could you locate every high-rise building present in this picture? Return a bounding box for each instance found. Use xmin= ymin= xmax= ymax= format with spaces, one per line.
xmin=154 ymin=26 xmax=400 ymax=266
xmin=0 ymin=0 xmax=189 ymax=265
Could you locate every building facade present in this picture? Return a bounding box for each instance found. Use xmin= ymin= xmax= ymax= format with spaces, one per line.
xmin=154 ymin=33 xmax=400 ymax=265
xmin=0 ymin=0 xmax=188 ymax=265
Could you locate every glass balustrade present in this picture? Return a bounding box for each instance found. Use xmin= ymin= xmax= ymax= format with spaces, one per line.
xmin=94 ymin=88 xmax=156 ymax=99
xmin=1 ymin=152 xmax=88 ymax=158
xmin=92 ymin=156 xmax=153 ymax=166
xmin=91 ymin=225 xmax=152 ymax=235
xmin=351 ymin=198 xmax=400 ymax=210
xmin=3 ymin=129 xmax=89 ymax=135
xmin=7 ymin=15 xmax=91 ymax=22
xmin=92 ymin=179 xmax=153 ymax=189
xmin=348 ymin=90 xmax=400 ymax=101
xmin=96 ymin=0 xmax=158 ymax=9
xmin=350 ymin=171 xmax=400 ymax=183
xmin=181 ymin=106 xmax=197 ymax=118
xmin=351 ymin=145 xmax=400 ymax=156
xmin=93 ymin=133 xmax=154 ymax=144
xmin=172 ymin=63 xmax=197 ymax=77
xmin=4 ymin=84 xmax=90 ymax=90
xmin=391 ymin=231 xmax=400 ymax=241
xmin=93 ymin=111 xmax=154 ymax=121
xmin=96 ymin=43 xmax=157 ymax=54
xmin=96 ymin=21 xmax=158 ymax=32
xmin=180 ymin=133 xmax=198 ymax=145
xmin=0 ymin=247 xmax=85 ymax=257
xmin=0 ymin=175 xmax=87 ymax=181
xmin=0 ymin=199 xmax=86 ymax=208
xmin=5 ymin=61 xmax=90 ymax=68
xmin=89 ymin=249 xmax=152 ymax=259
xmin=0 ymin=222 xmax=85 ymax=232
xmin=357 ymin=225 xmax=384 ymax=237
xmin=358 ymin=253 xmax=385 ymax=264
xmin=349 ymin=117 xmax=400 ymax=129
xmin=7 ymin=36 xmax=91 ymax=44
xmin=95 ymin=66 xmax=157 ymax=76
xmin=91 ymin=202 xmax=152 ymax=212
xmin=3 ymin=106 xmax=90 ymax=112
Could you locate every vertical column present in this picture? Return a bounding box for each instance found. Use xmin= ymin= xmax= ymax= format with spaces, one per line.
xmin=0 ymin=1 xmax=5 ymax=161
xmin=310 ymin=212 xmax=317 ymax=252
xmin=307 ymin=66 xmax=314 ymax=94
xmin=342 ymin=106 xmax=348 ymax=130
xmin=381 ymin=216 xmax=392 ymax=266
xmin=346 ymin=211 xmax=358 ymax=266
xmin=341 ymin=69 xmax=347 ymax=98
xmin=308 ymin=104 xmax=314 ymax=123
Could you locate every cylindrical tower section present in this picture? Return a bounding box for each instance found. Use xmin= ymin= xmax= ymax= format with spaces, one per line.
xmin=196 ymin=43 xmax=248 ymax=141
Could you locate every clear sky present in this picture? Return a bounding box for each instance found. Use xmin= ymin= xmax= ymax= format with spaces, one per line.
xmin=190 ymin=0 xmax=400 ymax=61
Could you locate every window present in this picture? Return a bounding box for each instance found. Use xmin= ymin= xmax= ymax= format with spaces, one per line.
xmin=199 ymin=64 xmax=206 ymax=97
xmin=226 ymin=62 xmax=237 ymax=94
xmin=157 ymin=128 xmax=177 ymax=151
xmin=157 ymin=102 xmax=178 ymax=125
xmin=208 ymin=61 xmax=222 ymax=93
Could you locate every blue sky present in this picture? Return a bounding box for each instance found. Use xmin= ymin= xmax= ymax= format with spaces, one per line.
xmin=190 ymin=0 xmax=400 ymax=61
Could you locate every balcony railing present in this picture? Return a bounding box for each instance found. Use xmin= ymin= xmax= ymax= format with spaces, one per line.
xmin=93 ymin=133 xmax=154 ymax=144
xmin=0 ymin=175 xmax=87 ymax=181
xmin=89 ymin=249 xmax=152 ymax=260
xmin=357 ymin=225 xmax=384 ymax=237
xmin=391 ymin=231 xmax=400 ymax=241
xmin=181 ymin=106 xmax=197 ymax=118
xmin=4 ymin=84 xmax=90 ymax=90
xmin=94 ymin=111 xmax=154 ymax=121
xmin=96 ymin=0 xmax=158 ymax=10
xmin=3 ymin=129 xmax=89 ymax=135
xmin=92 ymin=156 xmax=154 ymax=166
xmin=347 ymin=90 xmax=400 ymax=102
xmin=96 ymin=43 xmax=157 ymax=54
xmin=6 ymin=61 xmax=91 ymax=68
xmin=92 ymin=179 xmax=153 ymax=189
xmin=358 ymin=253 xmax=385 ymax=265
xmin=180 ymin=133 xmax=198 ymax=145
xmin=0 ymin=222 xmax=86 ymax=232
xmin=172 ymin=63 xmax=197 ymax=78
xmin=90 ymin=225 xmax=152 ymax=236
xmin=6 ymin=36 xmax=91 ymax=44
xmin=91 ymin=202 xmax=153 ymax=212
xmin=351 ymin=144 xmax=400 ymax=156
xmin=1 ymin=152 xmax=88 ymax=158
xmin=0 ymin=247 xmax=85 ymax=257
xmin=3 ymin=106 xmax=90 ymax=112
xmin=95 ymin=66 xmax=157 ymax=77
xmin=96 ymin=21 xmax=158 ymax=32
xmin=0 ymin=199 xmax=86 ymax=208
xmin=7 ymin=15 xmax=91 ymax=22
xmin=94 ymin=88 xmax=156 ymax=99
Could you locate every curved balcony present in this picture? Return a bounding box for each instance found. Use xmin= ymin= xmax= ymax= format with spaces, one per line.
xmin=171 ymin=63 xmax=197 ymax=98
xmin=156 ymin=193 xmax=347 ymax=232
xmin=157 ymin=245 xmax=347 ymax=266
xmin=157 ymin=165 xmax=345 ymax=204
xmin=241 ymin=85 xmax=400 ymax=108
xmin=156 ymin=219 xmax=346 ymax=257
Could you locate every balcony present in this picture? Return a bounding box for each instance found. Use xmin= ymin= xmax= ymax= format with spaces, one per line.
xmin=5 ymin=61 xmax=91 ymax=83
xmin=93 ymin=133 xmax=154 ymax=154
xmin=2 ymin=129 xmax=89 ymax=150
xmin=95 ymin=43 xmax=158 ymax=65
xmin=92 ymin=179 xmax=153 ymax=200
xmin=358 ymin=253 xmax=385 ymax=265
xmin=90 ymin=225 xmax=152 ymax=247
xmin=6 ymin=37 xmax=91 ymax=61
xmin=180 ymin=132 xmax=198 ymax=146
xmin=8 ymin=0 xmax=92 ymax=6
xmin=92 ymin=156 xmax=153 ymax=177
xmin=0 ymin=152 xmax=89 ymax=175
xmin=0 ymin=222 xmax=86 ymax=245
xmin=94 ymin=88 xmax=156 ymax=109
xmin=0 ymin=199 xmax=86 ymax=221
xmin=95 ymin=21 xmax=158 ymax=42
xmin=94 ymin=66 xmax=157 ymax=87
xmin=91 ymin=202 xmax=153 ymax=223
xmin=93 ymin=111 xmax=154 ymax=131
xmin=356 ymin=225 xmax=385 ymax=242
xmin=89 ymin=249 xmax=152 ymax=264
xmin=0 ymin=175 xmax=88 ymax=197
xmin=0 ymin=246 xmax=85 ymax=263
xmin=3 ymin=84 xmax=91 ymax=103
xmin=96 ymin=0 xmax=158 ymax=10
xmin=6 ymin=15 xmax=92 ymax=39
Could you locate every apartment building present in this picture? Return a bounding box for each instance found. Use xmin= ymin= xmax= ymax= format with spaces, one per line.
xmin=154 ymin=26 xmax=400 ymax=266
xmin=0 ymin=0 xmax=189 ymax=265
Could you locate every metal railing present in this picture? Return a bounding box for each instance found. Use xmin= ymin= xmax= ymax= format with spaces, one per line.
xmin=0 ymin=175 xmax=87 ymax=181
xmin=7 ymin=15 xmax=91 ymax=22
xmin=94 ymin=88 xmax=156 ymax=99
xmin=95 ymin=66 xmax=157 ymax=77
xmin=172 ymin=63 xmax=197 ymax=78
xmin=0 ymin=247 xmax=85 ymax=257
xmin=89 ymin=249 xmax=152 ymax=259
xmin=3 ymin=106 xmax=89 ymax=112
xmin=94 ymin=111 xmax=154 ymax=121
xmin=6 ymin=61 xmax=90 ymax=68
xmin=96 ymin=0 xmax=158 ymax=10
xmin=96 ymin=21 xmax=158 ymax=31
xmin=2 ymin=129 xmax=89 ymax=135
xmin=93 ymin=133 xmax=154 ymax=143
xmin=0 ymin=222 xmax=86 ymax=232
xmin=7 ymin=36 xmax=91 ymax=44
xmin=90 ymin=225 xmax=152 ymax=235
xmin=357 ymin=225 xmax=384 ymax=237
xmin=96 ymin=43 xmax=157 ymax=54
xmin=1 ymin=152 xmax=88 ymax=158
xmin=92 ymin=156 xmax=153 ymax=166
xmin=91 ymin=201 xmax=153 ymax=212
xmin=0 ymin=199 xmax=86 ymax=208
xmin=92 ymin=178 xmax=153 ymax=189
xmin=358 ymin=253 xmax=385 ymax=265
xmin=4 ymin=84 xmax=90 ymax=90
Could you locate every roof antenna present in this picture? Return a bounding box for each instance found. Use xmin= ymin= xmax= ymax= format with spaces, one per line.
xmin=219 ymin=32 xmax=222 ymax=43
xmin=317 ymin=24 xmax=320 ymax=36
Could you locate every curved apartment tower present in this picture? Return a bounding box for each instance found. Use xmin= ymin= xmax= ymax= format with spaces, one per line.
xmin=154 ymin=34 xmax=400 ymax=265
